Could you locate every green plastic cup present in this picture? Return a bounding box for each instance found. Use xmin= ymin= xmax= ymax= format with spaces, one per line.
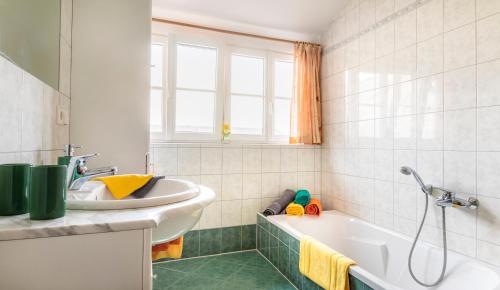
xmin=0 ymin=164 xmax=32 ymax=216
xmin=29 ymin=165 xmax=67 ymax=220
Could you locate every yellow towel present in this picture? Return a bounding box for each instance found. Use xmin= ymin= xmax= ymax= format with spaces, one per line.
xmin=152 ymin=236 xmax=183 ymax=261
xmin=286 ymin=202 xmax=305 ymax=216
xmin=93 ymin=174 xmax=153 ymax=199
xmin=299 ymin=236 xmax=356 ymax=290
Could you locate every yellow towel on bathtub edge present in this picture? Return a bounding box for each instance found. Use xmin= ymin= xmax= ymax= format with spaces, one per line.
xmin=286 ymin=202 xmax=305 ymax=216
xmin=299 ymin=236 xmax=356 ymax=290
xmin=93 ymin=174 xmax=153 ymax=199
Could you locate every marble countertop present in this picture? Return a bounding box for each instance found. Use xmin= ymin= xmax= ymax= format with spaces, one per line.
xmin=0 ymin=206 xmax=170 ymax=241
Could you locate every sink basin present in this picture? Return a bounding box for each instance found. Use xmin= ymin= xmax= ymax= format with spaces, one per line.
xmin=66 ymin=179 xmax=200 ymax=210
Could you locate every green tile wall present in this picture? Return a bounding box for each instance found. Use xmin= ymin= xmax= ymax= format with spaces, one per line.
xmin=154 ymin=224 xmax=258 ymax=262
xmin=256 ymin=213 xmax=374 ymax=290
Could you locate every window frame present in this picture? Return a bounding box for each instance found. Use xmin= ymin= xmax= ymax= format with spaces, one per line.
xmin=165 ymin=34 xmax=224 ymax=142
xmin=224 ymin=46 xmax=268 ymax=142
xmin=150 ymin=31 xmax=294 ymax=144
xmin=269 ymin=52 xmax=294 ymax=142
xmin=150 ymin=34 xmax=168 ymax=141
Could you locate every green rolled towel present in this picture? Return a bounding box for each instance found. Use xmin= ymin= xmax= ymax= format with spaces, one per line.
xmin=294 ymin=189 xmax=311 ymax=207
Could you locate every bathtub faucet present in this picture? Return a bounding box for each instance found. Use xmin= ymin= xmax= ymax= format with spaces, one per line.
xmin=399 ymin=167 xmax=479 ymax=209
xmin=433 ymin=188 xmax=479 ymax=209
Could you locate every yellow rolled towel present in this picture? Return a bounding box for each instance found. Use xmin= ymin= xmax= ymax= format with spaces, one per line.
xmin=286 ymin=202 xmax=305 ymax=216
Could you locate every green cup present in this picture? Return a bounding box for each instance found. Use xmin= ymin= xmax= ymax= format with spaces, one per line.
xmin=0 ymin=164 xmax=32 ymax=215
xmin=29 ymin=165 xmax=67 ymax=220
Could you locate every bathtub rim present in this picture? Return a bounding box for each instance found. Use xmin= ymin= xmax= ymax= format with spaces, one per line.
xmin=264 ymin=210 xmax=500 ymax=290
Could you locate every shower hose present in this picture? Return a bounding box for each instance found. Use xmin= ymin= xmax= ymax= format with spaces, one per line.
xmin=408 ymin=192 xmax=447 ymax=287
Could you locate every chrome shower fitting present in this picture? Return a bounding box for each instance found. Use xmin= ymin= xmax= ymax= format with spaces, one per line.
xmin=399 ymin=166 xmax=479 ymax=287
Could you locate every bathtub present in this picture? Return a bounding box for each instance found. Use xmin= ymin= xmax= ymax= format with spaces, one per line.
xmin=267 ymin=210 xmax=500 ymax=290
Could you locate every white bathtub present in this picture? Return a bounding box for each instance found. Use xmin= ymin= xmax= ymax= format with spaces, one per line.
xmin=267 ymin=210 xmax=500 ymax=290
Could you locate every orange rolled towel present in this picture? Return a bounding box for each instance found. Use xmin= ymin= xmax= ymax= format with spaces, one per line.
xmin=305 ymin=198 xmax=322 ymax=216
xmin=152 ymin=236 xmax=183 ymax=261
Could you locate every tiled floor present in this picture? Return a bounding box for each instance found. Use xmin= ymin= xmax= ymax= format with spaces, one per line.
xmin=153 ymin=250 xmax=296 ymax=290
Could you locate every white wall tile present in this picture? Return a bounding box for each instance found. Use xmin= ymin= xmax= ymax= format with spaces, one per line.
xmin=444 ymin=151 xmax=476 ymax=194
xmin=360 ymin=0 xmax=376 ymax=31
xmin=394 ymin=115 xmax=417 ymax=149
xmin=394 ymin=80 xmax=417 ymax=116
xmin=477 ymin=14 xmax=500 ymax=63
xmin=375 ymin=86 xmax=394 ymax=119
xmin=261 ymin=147 xmax=281 ymax=172
xmin=376 ymin=53 xmax=395 ymax=88
xmin=444 ymin=23 xmax=476 ymax=71
xmin=359 ymin=31 xmax=376 ymax=64
xmin=242 ymin=173 xmax=261 ymax=199
xmin=376 ymin=0 xmax=395 ymax=21
xmin=478 ymin=152 xmax=500 ymax=198
xmin=476 ymin=0 xmax=500 ymax=19
xmin=417 ymin=112 xmax=443 ymax=150
xmin=199 ymin=202 xmax=221 ymax=229
xmin=200 ymin=174 xmax=222 ymax=201
xmin=359 ymin=90 xmax=376 ymax=120
xmin=242 ymin=199 xmax=261 ymax=225
xmin=394 ymin=45 xmax=417 ymax=83
xmin=298 ymin=148 xmax=315 ymax=171
xmin=444 ymin=109 xmax=476 ymax=151
xmin=375 ymin=149 xmax=394 ymax=181
xmin=417 ymin=73 xmax=444 ymax=113
xmin=395 ymin=10 xmax=417 ymax=50
xmin=478 ymin=106 xmax=500 ymax=151
xmin=242 ymin=147 xmax=261 ymax=173
xmin=178 ymin=147 xmax=200 ymax=175
xmin=477 ymin=59 xmax=500 ymax=107
xmin=376 ymin=21 xmax=395 ymax=57
xmin=261 ymin=172 xmax=281 ymax=198
xmin=444 ymin=0 xmax=475 ymax=31
xmin=201 ymin=147 xmax=222 ymax=174
xmin=417 ymin=0 xmax=444 ymax=41
xmin=280 ymin=172 xmax=298 ymax=192
xmin=443 ymin=66 xmax=477 ymax=110
xmin=222 ymin=147 xmax=242 ymax=174
xmin=222 ymin=174 xmax=242 ymax=200
xmin=221 ymin=200 xmax=242 ymax=227
xmin=417 ymin=35 xmax=444 ymax=77
xmin=20 ymin=73 xmax=44 ymax=151
xmin=280 ymin=148 xmax=298 ymax=172
xmin=477 ymin=195 xmax=500 ymax=244
xmin=154 ymin=146 xmax=177 ymax=175
xmin=375 ymin=118 xmax=394 ymax=149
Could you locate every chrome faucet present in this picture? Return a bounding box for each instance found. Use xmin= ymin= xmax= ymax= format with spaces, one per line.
xmin=399 ymin=166 xmax=479 ymax=209
xmin=63 ymin=145 xmax=118 ymax=190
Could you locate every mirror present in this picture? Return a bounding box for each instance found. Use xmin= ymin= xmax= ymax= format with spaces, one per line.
xmin=0 ymin=0 xmax=61 ymax=89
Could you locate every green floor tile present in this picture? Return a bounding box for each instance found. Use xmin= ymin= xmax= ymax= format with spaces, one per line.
xmin=153 ymin=250 xmax=296 ymax=290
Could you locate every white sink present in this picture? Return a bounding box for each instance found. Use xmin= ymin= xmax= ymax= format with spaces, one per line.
xmin=66 ymin=179 xmax=200 ymax=210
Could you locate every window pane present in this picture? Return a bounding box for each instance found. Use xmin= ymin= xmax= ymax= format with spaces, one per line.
xmin=175 ymin=89 xmax=215 ymax=133
xmin=151 ymin=44 xmax=163 ymax=87
xmin=231 ymin=54 xmax=264 ymax=95
xmin=274 ymin=99 xmax=291 ymax=136
xmin=274 ymin=60 xmax=293 ymax=98
xmin=150 ymin=89 xmax=163 ymax=133
xmin=231 ymin=94 xmax=263 ymax=135
xmin=176 ymin=44 xmax=217 ymax=90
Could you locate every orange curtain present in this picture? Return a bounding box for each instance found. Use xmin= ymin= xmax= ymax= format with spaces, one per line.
xmin=290 ymin=42 xmax=322 ymax=145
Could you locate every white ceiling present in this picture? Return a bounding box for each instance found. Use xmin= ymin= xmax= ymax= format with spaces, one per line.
xmin=152 ymin=0 xmax=347 ymax=41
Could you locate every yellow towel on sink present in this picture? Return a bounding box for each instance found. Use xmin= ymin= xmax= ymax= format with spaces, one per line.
xmin=93 ymin=174 xmax=153 ymax=199
xmin=299 ymin=236 xmax=356 ymax=290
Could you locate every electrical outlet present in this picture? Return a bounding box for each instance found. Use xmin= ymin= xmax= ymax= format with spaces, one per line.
xmin=56 ymin=106 xmax=69 ymax=125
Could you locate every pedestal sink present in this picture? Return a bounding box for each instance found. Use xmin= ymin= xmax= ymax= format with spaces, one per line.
xmin=66 ymin=179 xmax=215 ymax=245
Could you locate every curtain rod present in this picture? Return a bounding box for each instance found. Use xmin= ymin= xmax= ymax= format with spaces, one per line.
xmin=152 ymin=17 xmax=320 ymax=46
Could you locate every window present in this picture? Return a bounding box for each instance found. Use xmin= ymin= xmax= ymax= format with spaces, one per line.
xmin=229 ymin=53 xmax=265 ymax=136
xmin=272 ymin=58 xmax=294 ymax=137
xmin=150 ymin=36 xmax=167 ymax=137
xmin=174 ymin=43 xmax=218 ymax=134
xmin=150 ymin=32 xmax=294 ymax=143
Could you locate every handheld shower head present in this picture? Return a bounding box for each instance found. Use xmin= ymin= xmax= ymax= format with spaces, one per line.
xmin=400 ymin=166 xmax=412 ymax=175
xmin=399 ymin=166 xmax=431 ymax=195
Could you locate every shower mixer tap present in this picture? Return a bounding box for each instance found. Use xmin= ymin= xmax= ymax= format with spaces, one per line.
xmin=399 ymin=166 xmax=479 ymax=287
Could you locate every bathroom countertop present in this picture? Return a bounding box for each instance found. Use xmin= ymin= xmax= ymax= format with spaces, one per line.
xmin=0 ymin=206 xmax=171 ymax=241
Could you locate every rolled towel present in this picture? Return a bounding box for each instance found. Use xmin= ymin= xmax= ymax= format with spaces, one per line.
xmin=305 ymin=198 xmax=322 ymax=216
xmin=294 ymin=189 xmax=311 ymax=207
xmin=263 ymin=189 xmax=296 ymax=216
xmin=286 ymin=202 xmax=305 ymax=216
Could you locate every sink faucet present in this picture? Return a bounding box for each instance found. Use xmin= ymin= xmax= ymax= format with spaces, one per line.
xmin=61 ymin=145 xmax=118 ymax=190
